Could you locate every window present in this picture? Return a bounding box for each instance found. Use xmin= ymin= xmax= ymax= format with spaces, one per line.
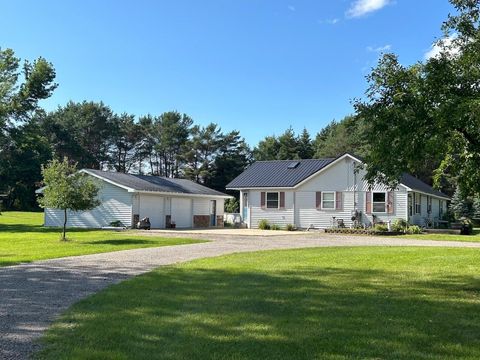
xmin=321 ymin=192 xmax=335 ymax=209
xmin=415 ymin=193 xmax=421 ymax=214
xmin=266 ymin=192 xmax=279 ymax=209
xmin=439 ymin=200 xmax=444 ymax=216
xmin=427 ymin=196 xmax=432 ymax=213
xmin=372 ymin=192 xmax=386 ymax=213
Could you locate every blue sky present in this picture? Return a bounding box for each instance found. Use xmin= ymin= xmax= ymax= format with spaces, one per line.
xmin=2 ymin=0 xmax=453 ymax=146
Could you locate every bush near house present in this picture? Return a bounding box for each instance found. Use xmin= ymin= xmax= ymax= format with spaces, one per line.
xmin=258 ymin=219 xmax=271 ymax=230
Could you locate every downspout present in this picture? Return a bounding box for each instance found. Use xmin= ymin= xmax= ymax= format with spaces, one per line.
xmin=353 ymin=162 xmax=357 ymax=211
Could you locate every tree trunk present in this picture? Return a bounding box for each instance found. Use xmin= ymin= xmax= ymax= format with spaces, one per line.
xmin=62 ymin=208 xmax=67 ymax=241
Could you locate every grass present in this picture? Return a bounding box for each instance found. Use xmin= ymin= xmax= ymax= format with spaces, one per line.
xmin=0 ymin=211 xmax=204 ymax=267
xmin=400 ymin=229 xmax=480 ymax=242
xmin=38 ymin=247 xmax=480 ymax=360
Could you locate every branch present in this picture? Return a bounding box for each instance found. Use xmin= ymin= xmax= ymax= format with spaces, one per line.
xmin=454 ymin=127 xmax=480 ymax=150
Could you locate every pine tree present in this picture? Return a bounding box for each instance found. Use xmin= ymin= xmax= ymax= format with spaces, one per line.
xmin=297 ymin=128 xmax=314 ymax=159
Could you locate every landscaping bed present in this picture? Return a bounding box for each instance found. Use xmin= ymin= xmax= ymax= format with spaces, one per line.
xmin=325 ymin=228 xmax=405 ymax=236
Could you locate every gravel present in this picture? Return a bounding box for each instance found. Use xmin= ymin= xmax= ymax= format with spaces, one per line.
xmin=1 ymin=233 xmax=479 ymax=359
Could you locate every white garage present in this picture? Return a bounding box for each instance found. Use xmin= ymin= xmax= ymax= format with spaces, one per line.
xmin=39 ymin=169 xmax=231 ymax=229
xmin=171 ymin=198 xmax=192 ymax=228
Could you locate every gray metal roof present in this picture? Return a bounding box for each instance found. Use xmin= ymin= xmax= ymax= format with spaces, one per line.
xmin=400 ymin=173 xmax=449 ymax=199
xmin=226 ymin=156 xmax=450 ymax=199
xmin=226 ymin=158 xmax=336 ymax=188
xmin=84 ymin=169 xmax=230 ymax=197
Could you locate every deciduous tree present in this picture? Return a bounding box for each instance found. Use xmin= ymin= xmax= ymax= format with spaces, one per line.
xmin=38 ymin=158 xmax=100 ymax=240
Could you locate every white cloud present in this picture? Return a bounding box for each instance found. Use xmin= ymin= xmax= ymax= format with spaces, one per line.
xmin=327 ymin=18 xmax=340 ymax=25
xmin=366 ymin=44 xmax=392 ymax=52
xmin=318 ymin=18 xmax=340 ymax=25
xmin=288 ymin=5 xmax=296 ymax=12
xmin=346 ymin=0 xmax=391 ymax=18
xmin=424 ymin=35 xmax=459 ymax=60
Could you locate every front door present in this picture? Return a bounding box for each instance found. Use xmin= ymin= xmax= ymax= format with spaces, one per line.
xmin=242 ymin=192 xmax=248 ymax=222
xmin=210 ymin=200 xmax=217 ymax=226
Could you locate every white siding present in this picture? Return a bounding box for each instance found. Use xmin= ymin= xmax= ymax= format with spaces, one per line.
xmin=249 ymin=191 xmax=295 ymax=228
xmin=171 ymin=198 xmax=193 ymax=228
xmin=138 ymin=194 xmax=164 ymax=228
xmin=247 ymin=157 xmax=409 ymax=229
xmin=193 ymin=198 xmax=210 ymax=215
xmin=408 ymin=193 xmax=444 ymax=226
xmin=217 ymin=199 xmax=225 ymax=216
xmin=295 ymin=191 xmax=354 ymax=229
xmin=45 ymin=180 xmax=133 ymax=228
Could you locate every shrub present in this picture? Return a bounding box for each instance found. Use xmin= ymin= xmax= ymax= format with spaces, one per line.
xmin=373 ymin=223 xmax=389 ymax=232
xmin=258 ymin=219 xmax=271 ymax=230
xmin=224 ymin=198 xmax=240 ymax=213
xmin=286 ymin=224 xmax=296 ymax=231
xmin=271 ymin=224 xmax=282 ymax=230
xmin=407 ymin=225 xmax=422 ymax=234
xmin=392 ymin=218 xmax=408 ymax=233
xmin=460 ymin=218 xmax=473 ymax=235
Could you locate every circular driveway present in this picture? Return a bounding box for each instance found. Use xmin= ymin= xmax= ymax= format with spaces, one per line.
xmin=1 ymin=232 xmax=479 ymax=359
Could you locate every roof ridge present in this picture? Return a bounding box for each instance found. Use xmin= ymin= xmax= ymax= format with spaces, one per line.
xmin=253 ymin=158 xmax=335 ymax=163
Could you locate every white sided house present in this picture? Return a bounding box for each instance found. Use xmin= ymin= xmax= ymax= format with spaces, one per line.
xmin=39 ymin=169 xmax=231 ymax=229
xmin=226 ymin=153 xmax=450 ymax=229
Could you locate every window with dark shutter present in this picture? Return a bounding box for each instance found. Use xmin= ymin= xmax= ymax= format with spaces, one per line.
xmin=316 ymin=192 xmax=321 ymax=209
xmin=366 ymin=191 xmax=372 ymax=214
xmin=336 ymin=192 xmax=342 ymax=210
xmin=279 ymin=192 xmax=285 ymax=209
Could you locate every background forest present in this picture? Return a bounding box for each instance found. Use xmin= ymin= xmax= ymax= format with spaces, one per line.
xmin=2 ymin=0 xmax=480 ymax=214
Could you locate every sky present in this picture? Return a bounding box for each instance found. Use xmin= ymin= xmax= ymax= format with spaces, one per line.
xmin=2 ymin=0 xmax=454 ymax=146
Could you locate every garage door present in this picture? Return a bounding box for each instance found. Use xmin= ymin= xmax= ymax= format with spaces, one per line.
xmin=139 ymin=195 xmax=164 ymax=228
xmin=171 ymin=198 xmax=192 ymax=228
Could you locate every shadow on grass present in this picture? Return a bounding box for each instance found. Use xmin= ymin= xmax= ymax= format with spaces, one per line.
xmin=85 ymin=239 xmax=156 ymax=246
xmin=36 ymin=266 xmax=480 ymax=360
xmin=0 ymin=224 xmax=95 ymax=234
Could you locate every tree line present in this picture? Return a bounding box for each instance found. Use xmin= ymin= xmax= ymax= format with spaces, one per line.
xmin=2 ymin=0 xmax=480 ymax=214
xmin=0 ymin=46 xmax=370 ymax=211
xmin=0 ymin=99 xmax=251 ymax=209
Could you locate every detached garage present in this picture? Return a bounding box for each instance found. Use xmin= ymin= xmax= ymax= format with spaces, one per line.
xmin=40 ymin=169 xmax=232 ymax=229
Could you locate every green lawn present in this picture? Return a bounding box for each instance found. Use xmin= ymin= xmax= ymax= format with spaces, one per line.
xmin=0 ymin=211 xmax=204 ymax=266
xmin=38 ymin=247 xmax=480 ymax=360
xmin=401 ymin=229 xmax=480 ymax=242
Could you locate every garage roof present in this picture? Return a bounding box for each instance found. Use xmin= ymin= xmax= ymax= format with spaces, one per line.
xmin=83 ymin=169 xmax=231 ymax=197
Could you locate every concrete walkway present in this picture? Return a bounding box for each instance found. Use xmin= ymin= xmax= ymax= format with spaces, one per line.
xmin=1 ymin=233 xmax=479 ymax=359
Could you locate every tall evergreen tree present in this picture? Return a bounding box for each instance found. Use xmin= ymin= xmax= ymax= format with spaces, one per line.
xmin=42 ymin=101 xmax=114 ymax=169
xmin=108 ymin=113 xmax=143 ymax=173
xmin=297 ymin=128 xmax=314 ymax=159
xmin=277 ymin=127 xmax=300 ymax=160
xmin=253 ymin=135 xmax=280 ymax=161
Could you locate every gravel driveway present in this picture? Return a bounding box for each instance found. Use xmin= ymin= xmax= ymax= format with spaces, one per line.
xmin=1 ymin=233 xmax=480 ymax=359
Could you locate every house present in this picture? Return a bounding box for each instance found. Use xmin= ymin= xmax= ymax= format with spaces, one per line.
xmin=226 ymin=153 xmax=450 ymax=229
xmin=39 ymin=169 xmax=232 ymax=229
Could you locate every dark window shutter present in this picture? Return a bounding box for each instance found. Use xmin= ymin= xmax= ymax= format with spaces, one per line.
xmin=261 ymin=192 xmax=266 ymax=209
xmin=387 ymin=191 xmax=394 ymax=214
xmin=336 ymin=192 xmax=342 ymax=210
xmin=280 ymin=192 xmax=285 ymax=209
xmin=366 ymin=191 xmax=372 ymax=214
xmin=316 ymin=192 xmax=321 ymax=209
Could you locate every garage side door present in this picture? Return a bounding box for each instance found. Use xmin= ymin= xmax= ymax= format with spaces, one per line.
xmin=139 ymin=195 xmax=164 ymax=228
xmin=171 ymin=198 xmax=192 ymax=228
